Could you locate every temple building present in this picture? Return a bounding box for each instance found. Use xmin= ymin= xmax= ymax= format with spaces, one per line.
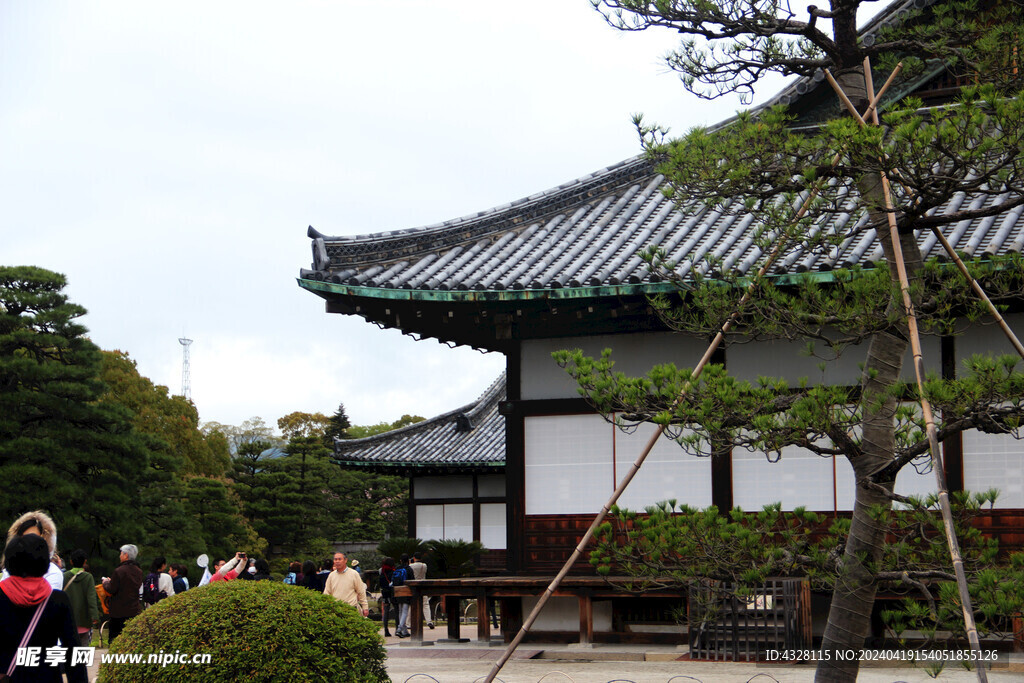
xmin=299 ymin=0 xmax=1024 ymax=644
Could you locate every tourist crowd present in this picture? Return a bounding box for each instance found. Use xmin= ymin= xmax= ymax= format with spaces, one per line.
xmin=1 ymin=508 xmax=433 ymax=680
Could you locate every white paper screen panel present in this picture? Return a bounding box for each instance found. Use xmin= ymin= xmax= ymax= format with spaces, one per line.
xmin=962 ymin=429 xmax=1024 ymax=508
xmin=416 ymin=504 xmax=444 ymax=541
xmin=525 ymin=415 xmax=613 ymax=514
xmin=414 ymin=475 xmax=473 ymax=499
xmin=833 ymin=457 xmax=936 ymax=510
xmin=480 ymin=503 xmax=507 ymax=549
xmin=614 ymin=422 xmax=713 ymax=510
xmin=734 ymin=446 xmax=838 ymax=511
xmin=444 ymin=504 xmax=473 ymax=541
xmin=728 ymin=339 xmax=864 ymax=387
xmin=415 ymin=503 xmax=474 ymax=541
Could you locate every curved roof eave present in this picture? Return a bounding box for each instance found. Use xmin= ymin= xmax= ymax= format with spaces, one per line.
xmin=297 ymin=268 xmax=857 ymax=303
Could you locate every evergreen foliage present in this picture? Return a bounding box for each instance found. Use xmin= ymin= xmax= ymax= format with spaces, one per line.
xmin=0 ymin=266 xmax=148 ymax=567
xmin=377 ymin=537 xmax=429 ymax=561
xmin=323 ymin=402 xmax=352 ymax=445
xmin=591 ymin=494 xmax=1024 ymax=653
xmin=98 ymin=581 xmax=388 ymax=683
xmin=0 ymin=265 xmax=408 ymax=580
xmin=426 ymin=539 xmax=486 ymax=579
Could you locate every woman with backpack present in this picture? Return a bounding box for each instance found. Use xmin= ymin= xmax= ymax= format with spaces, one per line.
xmin=283 ymin=561 xmax=302 ymax=585
xmin=393 ymin=554 xmax=412 ymax=638
xmin=378 ymin=557 xmax=397 ymax=637
xmin=142 ymin=557 xmax=174 ymax=606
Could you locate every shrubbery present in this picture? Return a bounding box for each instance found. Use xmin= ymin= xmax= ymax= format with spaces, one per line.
xmin=98 ymin=580 xmax=387 ymax=682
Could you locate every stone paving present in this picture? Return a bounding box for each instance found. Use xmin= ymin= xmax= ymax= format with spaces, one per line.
xmin=84 ymin=624 xmax=1024 ymax=682
xmin=382 ymin=625 xmax=1024 ymax=683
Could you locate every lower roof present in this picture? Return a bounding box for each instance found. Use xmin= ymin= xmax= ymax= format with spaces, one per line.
xmin=332 ymin=374 xmax=505 ymax=476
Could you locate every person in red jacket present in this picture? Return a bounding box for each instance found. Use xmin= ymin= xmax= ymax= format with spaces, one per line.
xmin=0 ymin=535 xmax=88 ymax=682
xmin=210 ymin=552 xmax=247 ymax=583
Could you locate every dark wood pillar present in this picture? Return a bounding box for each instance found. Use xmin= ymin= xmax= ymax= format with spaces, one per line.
xmin=441 ymin=595 xmax=468 ymax=642
xmin=472 ymin=475 xmax=481 ymax=543
xmin=710 ymin=344 xmax=733 ymax=510
xmin=941 ymin=335 xmax=964 ymax=491
xmin=408 ymin=478 xmax=417 ymax=538
xmin=500 ymin=597 xmax=522 ymax=644
xmin=410 ymin=590 xmax=423 ymax=643
xmin=504 ymin=346 xmax=525 ymax=573
xmin=578 ymin=591 xmax=594 ymax=646
xmin=476 ymin=588 xmax=491 ymax=641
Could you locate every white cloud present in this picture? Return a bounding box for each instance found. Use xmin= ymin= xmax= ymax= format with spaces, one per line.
xmin=1 ymin=0 xmax=759 ymax=432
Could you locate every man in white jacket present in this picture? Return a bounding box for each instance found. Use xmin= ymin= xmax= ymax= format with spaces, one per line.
xmin=323 ymin=552 xmax=368 ymax=616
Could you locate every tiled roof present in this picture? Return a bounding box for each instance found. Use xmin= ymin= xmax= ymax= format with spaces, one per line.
xmin=301 ymin=161 xmax=1024 ymax=293
xmin=332 ymin=374 xmax=505 ymax=473
xmin=298 ymin=0 xmax=1024 ymax=298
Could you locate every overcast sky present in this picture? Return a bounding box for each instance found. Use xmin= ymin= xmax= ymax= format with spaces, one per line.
xmin=2 ymin=1 xmax=764 ymax=432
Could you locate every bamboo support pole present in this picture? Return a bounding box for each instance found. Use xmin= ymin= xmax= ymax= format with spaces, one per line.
xmin=927 ymin=226 xmax=1024 ymax=359
xmin=482 ymin=81 xmax=899 ymax=682
xmin=825 ymin=60 xmax=988 ymax=682
xmin=835 ymin=63 xmax=1024 ymax=360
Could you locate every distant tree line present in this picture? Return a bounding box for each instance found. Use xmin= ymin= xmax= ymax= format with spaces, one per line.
xmin=0 ymin=265 xmax=413 ymax=578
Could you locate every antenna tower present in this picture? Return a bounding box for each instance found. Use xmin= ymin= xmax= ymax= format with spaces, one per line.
xmin=178 ymin=337 xmax=193 ymax=400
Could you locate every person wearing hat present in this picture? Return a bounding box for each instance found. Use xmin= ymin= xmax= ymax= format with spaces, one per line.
xmin=1 ymin=511 xmax=64 ymax=591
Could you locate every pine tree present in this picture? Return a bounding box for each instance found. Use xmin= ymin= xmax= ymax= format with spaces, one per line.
xmin=0 ymin=266 xmax=148 ymax=568
xmin=555 ymin=3 xmax=1024 ymax=680
xmin=323 ymin=402 xmax=352 ymax=445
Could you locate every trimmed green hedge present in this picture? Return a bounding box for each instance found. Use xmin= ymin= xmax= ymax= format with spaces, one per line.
xmin=98 ymin=580 xmax=387 ymax=682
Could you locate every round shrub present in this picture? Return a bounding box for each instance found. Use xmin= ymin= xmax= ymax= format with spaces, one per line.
xmin=98 ymin=580 xmax=387 ymax=683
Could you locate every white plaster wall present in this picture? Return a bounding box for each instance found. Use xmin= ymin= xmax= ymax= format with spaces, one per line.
xmin=414 ymin=475 xmax=473 ymax=499
xmin=728 ymin=335 xmax=942 ymax=386
xmin=521 ymin=332 xmax=709 ymax=400
xmin=521 ymin=596 xmax=613 ymax=632
xmin=523 ymin=328 xmax=951 ymax=402
xmin=478 ymin=474 xmax=506 ymax=498
xmin=955 ymin=313 xmax=1024 ymax=368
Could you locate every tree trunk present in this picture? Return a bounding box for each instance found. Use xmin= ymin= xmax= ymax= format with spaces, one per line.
xmin=814 ymin=170 xmax=924 ymax=682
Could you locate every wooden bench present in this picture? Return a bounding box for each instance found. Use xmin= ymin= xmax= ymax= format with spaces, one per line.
xmin=394 ymin=576 xmax=686 ymax=646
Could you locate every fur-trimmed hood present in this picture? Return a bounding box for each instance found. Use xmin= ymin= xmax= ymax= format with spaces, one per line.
xmin=5 ymin=510 xmax=58 ymax=558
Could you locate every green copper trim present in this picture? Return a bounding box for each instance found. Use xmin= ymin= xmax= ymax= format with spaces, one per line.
xmin=297 ymin=269 xmax=848 ymax=303
xmin=331 ymin=458 xmax=505 ymax=471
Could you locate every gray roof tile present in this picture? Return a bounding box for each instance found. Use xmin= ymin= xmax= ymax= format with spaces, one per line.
xmin=300 ymin=0 xmax=1022 ymax=295
xmin=333 ymin=374 xmax=505 ymax=472
xmin=304 ymin=154 xmax=1024 ymax=293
